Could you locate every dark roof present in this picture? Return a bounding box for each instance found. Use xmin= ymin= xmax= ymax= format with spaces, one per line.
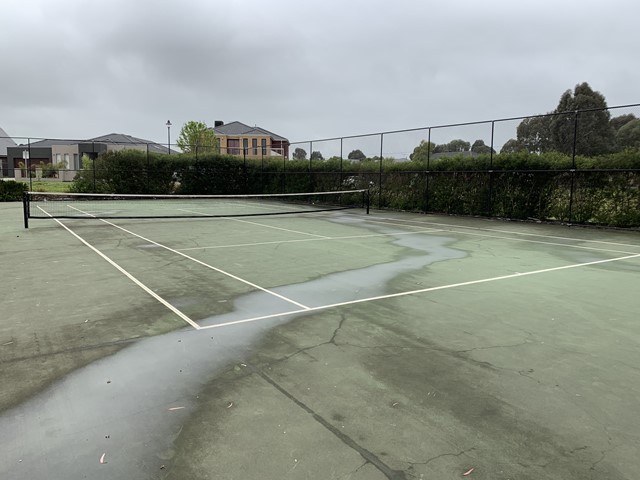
xmin=11 ymin=133 xmax=174 ymax=154
xmin=89 ymin=133 xmax=175 ymax=154
xmin=212 ymin=121 xmax=288 ymax=142
xmin=0 ymin=127 xmax=17 ymax=155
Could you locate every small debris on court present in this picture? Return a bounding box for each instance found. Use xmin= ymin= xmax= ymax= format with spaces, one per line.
xmin=463 ymin=467 xmax=474 ymax=476
xmin=99 ymin=453 xmax=107 ymax=464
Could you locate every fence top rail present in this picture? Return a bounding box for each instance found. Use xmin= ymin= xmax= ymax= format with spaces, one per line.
xmin=289 ymin=102 xmax=640 ymax=145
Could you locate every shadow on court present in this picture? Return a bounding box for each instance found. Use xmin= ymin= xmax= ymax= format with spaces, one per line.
xmin=1 ymin=200 xmax=640 ymax=480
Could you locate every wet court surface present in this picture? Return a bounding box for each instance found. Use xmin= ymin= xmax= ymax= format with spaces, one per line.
xmin=1 ymin=201 xmax=640 ymax=479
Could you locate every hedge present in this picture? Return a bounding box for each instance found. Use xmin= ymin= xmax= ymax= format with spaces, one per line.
xmin=0 ymin=180 xmax=27 ymax=201
xmin=69 ymin=149 xmax=640 ymax=228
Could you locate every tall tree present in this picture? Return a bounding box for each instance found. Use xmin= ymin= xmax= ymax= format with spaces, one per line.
xmin=549 ymin=82 xmax=614 ymax=155
xmin=292 ymin=147 xmax=307 ymax=160
xmin=615 ymin=119 xmax=640 ymax=150
xmin=409 ymin=140 xmax=435 ymax=161
xmin=516 ymin=115 xmax=553 ymax=154
xmin=500 ymin=138 xmax=525 ymax=154
xmin=471 ymin=139 xmax=495 ymax=154
xmin=176 ymin=121 xmax=218 ymax=154
xmin=347 ymin=149 xmax=366 ymax=161
xmin=610 ymin=113 xmax=637 ymax=134
xmin=310 ymin=151 xmax=324 ymax=161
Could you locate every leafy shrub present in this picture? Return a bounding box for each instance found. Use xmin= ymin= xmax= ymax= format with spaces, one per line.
xmin=0 ymin=180 xmax=28 ymax=201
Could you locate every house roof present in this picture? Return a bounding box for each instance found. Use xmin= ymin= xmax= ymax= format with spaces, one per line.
xmin=0 ymin=128 xmax=17 ymax=155
xmin=212 ymin=121 xmax=288 ymax=142
xmin=11 ymin=133 xmax=174 ymax=154
xmin=89 ymin=133 xmax=174 ymax=154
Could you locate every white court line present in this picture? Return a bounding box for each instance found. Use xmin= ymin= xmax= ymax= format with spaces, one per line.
xmin=231 ymin=218 xmax=331 ymax=238
xmin=67 ymin=205 xmax=310 ymax=311
xmin=176 ymin=208 xmax=330 ymax=239
xmin=177 ymin=229 xmax=443 ymax=251
xmin=350 ymin=216 xmax=640 ymax=256
xmin=363 ymin=214 xmax=640 ymax=249
xmin=199 ymin=252 xmax=640 ymax=330
xmin=37 ymin=206 xmax=201 ymax=330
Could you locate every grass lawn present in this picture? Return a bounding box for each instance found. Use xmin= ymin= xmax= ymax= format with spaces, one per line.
xmin=17 ymin=180 xmax=72 ymax=193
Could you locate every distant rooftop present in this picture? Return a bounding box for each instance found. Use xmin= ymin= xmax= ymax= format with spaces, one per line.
xmin=12 ymin=133 xmax=173 ymax=154
xmin=212 ymin=121 xmax=288 ymax=142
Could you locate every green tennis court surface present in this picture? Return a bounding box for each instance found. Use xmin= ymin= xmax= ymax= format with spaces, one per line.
xmin=1 ymin=200 xmax=639 ymax=479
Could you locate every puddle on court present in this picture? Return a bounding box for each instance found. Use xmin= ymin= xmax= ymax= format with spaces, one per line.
xmin=0 ymin=219 xmax=466 ymax=480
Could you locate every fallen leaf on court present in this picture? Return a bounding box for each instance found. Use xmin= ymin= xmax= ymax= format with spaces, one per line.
xmin=226 ymin=402 xmax=233 ymax=408
xmin=463 ymin=467 xmax=474 ymax=476
xmin=2 ymin=341 xmax=14 ymax=346
xmin=168 ymin=407 xmax=185 ymax=411
xmin=99 ymin=453 xmax=107 ymax=464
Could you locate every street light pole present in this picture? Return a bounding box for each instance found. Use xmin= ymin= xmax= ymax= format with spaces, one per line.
xmin=166 ymin=120 xmax=172 ymax=154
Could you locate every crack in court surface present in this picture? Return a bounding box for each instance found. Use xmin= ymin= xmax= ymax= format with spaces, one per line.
xmin=0 ymin=226 xmax=466 ymax=480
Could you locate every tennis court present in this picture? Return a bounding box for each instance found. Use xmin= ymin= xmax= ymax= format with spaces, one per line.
xmin=1 ymin=195 xmax=640 ymax=480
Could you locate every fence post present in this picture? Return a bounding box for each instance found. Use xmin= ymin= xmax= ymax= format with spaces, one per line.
xmin=339 ymin=137 xmax=343 ymax=189
xmin=28 ymin=139 xmax=32 ymax=192
xmin=282 ymin=154 xmax=286 ymax=193
xmin=309 ymin=141 xmax=313 ymax=192
xmin=92 ymin=142 xmax=96 ymax=192
xmin=378 ymin=133 xmax=384 ymax=208
xmin=146 ymin=143 xmax=150 ymax=193
xmin=488 ymin=121 xmax=495 ymax=216
xmin=424 ymin=128 xmax=431 ymax=213
xmin=568 ymin=111 xmax=579 ymax=223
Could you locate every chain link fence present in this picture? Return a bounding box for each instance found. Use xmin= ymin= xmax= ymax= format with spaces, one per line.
xmin=2 ymin=104 xmax=639 ymax=227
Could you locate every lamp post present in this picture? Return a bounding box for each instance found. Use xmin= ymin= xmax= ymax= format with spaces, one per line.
xmin=166 ymin=120 xmax=172 ymax=154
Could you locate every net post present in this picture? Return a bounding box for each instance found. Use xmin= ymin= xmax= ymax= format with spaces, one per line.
xmin=366 ymin=183 xmax=372 ymax=214
xmin=23 ymin=191 xmax=29 ymax=228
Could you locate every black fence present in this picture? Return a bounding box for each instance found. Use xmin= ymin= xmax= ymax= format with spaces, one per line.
xmin=2 ymin=103 xmax=639 ymax=227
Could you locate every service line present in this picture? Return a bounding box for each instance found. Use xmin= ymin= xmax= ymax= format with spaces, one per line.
xmin=67 ymin=205 xmax=310 ymax=311
xmin=38 ymin=206 xmax=201 ymax=330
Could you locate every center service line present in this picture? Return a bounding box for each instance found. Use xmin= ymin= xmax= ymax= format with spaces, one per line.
xmin=67 ymin=205 xmax=310 ymax=311
xmin=38 ymin=207 xmax=200 ymax=330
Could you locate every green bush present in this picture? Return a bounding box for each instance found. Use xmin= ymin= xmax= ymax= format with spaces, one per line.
xmin=68 ymin=148 xmax=640 ymax=228
xmin=0 ymin=180 xmax=28 ymax=201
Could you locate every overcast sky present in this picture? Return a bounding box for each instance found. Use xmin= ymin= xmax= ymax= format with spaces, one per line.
xmin=1 ymin=0 xmax=639 ymax=156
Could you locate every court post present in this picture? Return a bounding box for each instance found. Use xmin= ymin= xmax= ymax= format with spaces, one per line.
xmin=22 ymin=191 xmax=29 ymax=229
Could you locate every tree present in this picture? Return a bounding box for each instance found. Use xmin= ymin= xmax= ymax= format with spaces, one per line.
xmin=433 ymin=139 xmax=470 ymax=153
xmin=409 ymin=140 xmax=436 ymax=161
xmin=292 ymin=147 xmax=307 ymax=160
xmin=500 ymin=138 xmax=525 ymax=154
xmin=610 ymin=113 xmax=637 ymax=134
xmin=615 ymin=119 xmax=640 ymax=150
xmin=549 ymin=82 xmax=614 ymax=155
xmin=310 ymin=151 xmax=324 ymax=161
xmin=347 ymin=149 xmax=366 ymax=161
xmin=176 ymin=121 xmax=218 ymax=154
xmin=471 ymin=139 xmax=495 ymax=154
xmin=516 ymin=115 xmax=553 ymax=154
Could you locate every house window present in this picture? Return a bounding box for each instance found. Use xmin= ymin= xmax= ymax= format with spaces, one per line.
xmin=261 ymin=139 xmax=267 ymax=155
xmin=252 ymin=138 xmax=258 ymax=156
xmin=73 ymin=154 xmax=79 ymax=169
xmin=242 ymin=138 xmax=248 ymax=155
xmin=64 ymin=153 xmax=70 ymax=167
xmin=228 ymin=139 xmax=240 ymax=155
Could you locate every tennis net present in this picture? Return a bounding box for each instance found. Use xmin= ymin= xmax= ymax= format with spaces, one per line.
xmin=23 ymin=189 xmax=370 ymax=227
